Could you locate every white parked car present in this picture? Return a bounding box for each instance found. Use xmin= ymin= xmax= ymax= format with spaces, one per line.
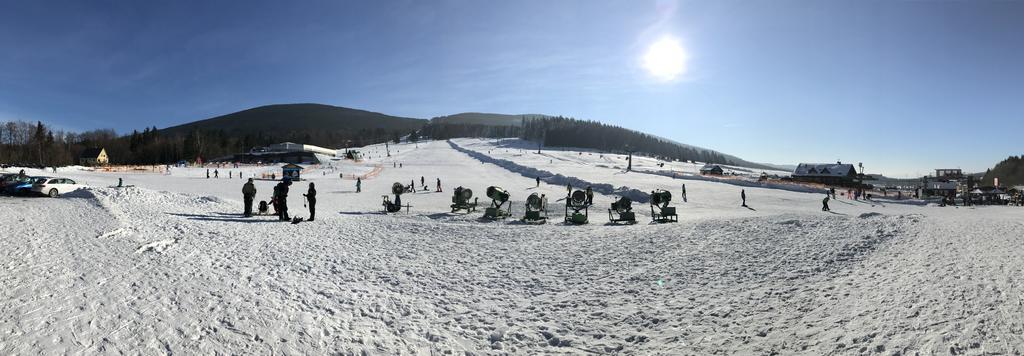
xmin=31 ymin=177 xmax=84 ymax=197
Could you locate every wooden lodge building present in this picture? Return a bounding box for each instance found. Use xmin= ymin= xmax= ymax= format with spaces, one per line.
xmin=79 ymin=148 xmax=109 ymax=166
xmin=699 ymin=164 xmax=724 ymax=176
xmin=791 ymin=163 xmax=859 ymax=186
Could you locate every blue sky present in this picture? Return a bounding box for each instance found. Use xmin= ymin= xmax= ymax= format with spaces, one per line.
xmin=1 ymin=0 xmax=1021 ymax=177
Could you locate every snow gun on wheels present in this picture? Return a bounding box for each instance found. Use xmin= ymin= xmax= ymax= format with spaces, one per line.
xmin=450 ymin=186 xmax=478 ymax=213
xmin=382 ymin=182 xmax=411 ymax=213
xmin=483 ymin=186 xmax=512 ymax=220
xmin=608 ymin=196 xmax=637 ymax=225
xmin=564 ymin=190 xmax=590 ymax=224
xmin=522 ymin=193 xmax=548 ymax=223
xmin=649 ymin=189 xmax=677 ymax=223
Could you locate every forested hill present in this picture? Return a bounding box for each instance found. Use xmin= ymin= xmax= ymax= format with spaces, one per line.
xmin=430 ymin=113 xmax=549 ymax=126
xmin=161 ymin=103 xmax=426 ymax=144
xmin=2 ymin=105 xmax=776 ymax=169
xmin=981 ymin=156 xmax=1024 ymax=186
xmin=422 ymin=115 xmax=770 ymax=168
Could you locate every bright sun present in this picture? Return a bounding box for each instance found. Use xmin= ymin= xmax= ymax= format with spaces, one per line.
xmin=642 ymin=36 xmax=688 ymax=81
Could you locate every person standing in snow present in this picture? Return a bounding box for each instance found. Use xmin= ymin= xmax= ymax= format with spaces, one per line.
xmin=356 ymin=177 xmax=362 ymax=193
xmin=410 ymin=179 xmax=416 ymax=193
xmin=272 ymin=182 xmax=282 ymax=217
xmin=243 ymin=178 xmax=256 ymax=217
xmin=214 ymin=169 xmax=219 ymax=178
xmin=206 ymin=169 xmax=210 ymax=179
xmin=420 ymin=176 xmax=425 ymax=189
xmin=277 ymin=179 xmax=291 ymax=221
xmin=566 ymin=184 xmax=571 ymax=194
xmin=585 ymin=186 xmax=594 ymax=205
xmin=536 ymin=176 xmax=540 ymax=187
xmin=822 ymin=195 xmax=831 ymax=212
xmin=436 ymin=178 xmax=442 ymax=192
xmin=681 ymin=184 xmax=687 ymax=202
xmin=741 ymin=189 xmax=747 ymax=207
xmin=304 ymin=182 xmax=316 ymax=221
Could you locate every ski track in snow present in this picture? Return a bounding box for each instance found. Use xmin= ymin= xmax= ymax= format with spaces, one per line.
xmin=1 ymin=139 xmax=1023 ymax=354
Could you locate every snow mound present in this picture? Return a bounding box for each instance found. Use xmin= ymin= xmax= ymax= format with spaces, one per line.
xmin=858 ymin=212 xmax=884 ymax=219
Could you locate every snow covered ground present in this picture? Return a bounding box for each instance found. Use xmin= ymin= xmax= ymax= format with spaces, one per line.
xmin=2 ymin=139 xmax=1024 ymax=355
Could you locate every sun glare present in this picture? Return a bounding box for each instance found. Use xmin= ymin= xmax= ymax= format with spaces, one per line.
xmin=642 ymin=36 xmax=687 ymax=81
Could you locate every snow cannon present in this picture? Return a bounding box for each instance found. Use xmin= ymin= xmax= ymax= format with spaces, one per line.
xmin=483 ymin=186 xmax=512 ymax=219
xmin=608 ymin=196 xmax=636 ymax=224
xmin=564 ymin=189 xmax=590 ymax=225
xmin=649 ymin=190 xmax=677 ymax=223
xmin=450 ymin=186 xmax=478 ymax=213
xmin=382 ymin=182 xmax=410 ymax=213
xmin=522 ymin=193 xmax=548 ymax=223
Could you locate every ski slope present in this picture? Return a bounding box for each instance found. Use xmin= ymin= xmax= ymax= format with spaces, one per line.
xmin=2 ymin=139 xmax=1024 ymax=355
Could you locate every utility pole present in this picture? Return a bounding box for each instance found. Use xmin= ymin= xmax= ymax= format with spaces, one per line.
xmin=537 ymin=130 xmax=545 ymax=154
xmin=625 ymin=144 xmax=633 ymax=172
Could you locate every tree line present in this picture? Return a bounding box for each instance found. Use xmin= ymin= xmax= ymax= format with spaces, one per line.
xmin=0 ymin=120 xmax=408 ymax=166
xmin=981 ymin=155 xmax=1024 ymax=187
xmin=420 ymin=115 xmax=736 ymax=165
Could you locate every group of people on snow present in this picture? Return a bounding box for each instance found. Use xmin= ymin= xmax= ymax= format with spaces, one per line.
xmin=241 ymin=177 xmax=319 ymax=221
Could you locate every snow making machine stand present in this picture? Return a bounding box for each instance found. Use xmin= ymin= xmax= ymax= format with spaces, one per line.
xmin=382 ymin=182 xmax=411 ymax=213
xmin=483 ymin=186 xmax=512 ymax=220
xmin=450 ymin=186 xmax=478 ymax=213
xmin=608 ymin=196 xmax=637 ymax=224
xmin=649 ymin=189 xmax=678 ymax=223
xmin=564 ymin=190 xmax=590 ymax=224
xmin=522 ymin=193 xmax=548 ymax=223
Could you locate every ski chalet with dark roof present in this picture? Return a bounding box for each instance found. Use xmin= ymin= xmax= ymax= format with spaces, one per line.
xmin=791 ymin=163 xmax=858 ymax=186
xmin=699 ymin=164 xmax=724 ymax=176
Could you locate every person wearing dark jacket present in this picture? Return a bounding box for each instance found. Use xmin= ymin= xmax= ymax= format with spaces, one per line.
xmin=243 ymin=178 xmax=257 ymax=217
xmin=822 ymin=195 xmax=831 ymax=211
xmin=304 ymin=182 xmax=317 ymax=221
xmin=277 ymin=179 xmax=291 ymax=220
xmin=741 ymin=189 xmax=747 ymax=207
xmin=585 ymin=186 xmax=594 ymax=205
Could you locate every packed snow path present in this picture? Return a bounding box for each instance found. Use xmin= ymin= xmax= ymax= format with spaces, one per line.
xmin=2 ymin=140 xmax=1024 ymax=354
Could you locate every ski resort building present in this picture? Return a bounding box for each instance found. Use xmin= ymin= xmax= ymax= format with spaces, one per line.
xmin=921 ymin=181 xmax=957 ymax=198
xmin=213 ymin=142 xmax=339 ymax=164
xmin=282 ymin=163 xmax=304 ymax=181
xmin=699 ymin=164 xmax=724 ymax=175
xmin=791 ymin=163 xmax=858 ymax=186
xmin=919 ymin=168 xmax=975 ymax=199
xmin=266 ymin=142 xmax=337 ymax=157
xmin=79 ymin=148 xmax=109 ymax=166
